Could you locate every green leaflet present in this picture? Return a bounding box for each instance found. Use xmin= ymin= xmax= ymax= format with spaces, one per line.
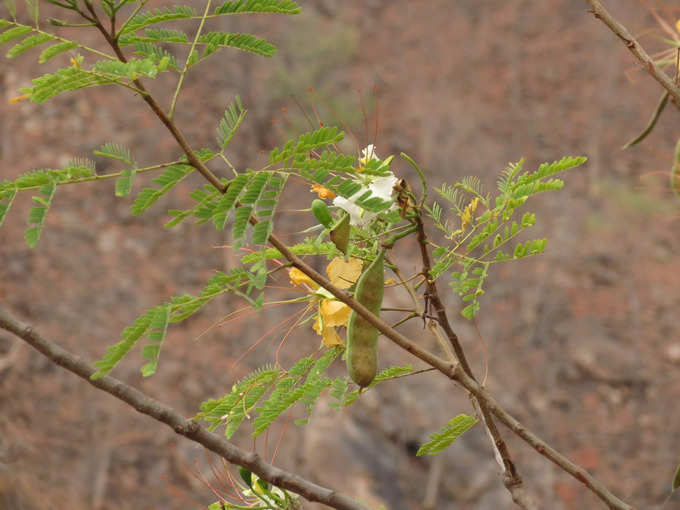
xmin=195 ymin=348 xmax=342 ymax=438
xmin=216 ymin=96 xmax=246 ymax=150
xmin=91 ymin=307 xmax=158 ymax=379
xmin=0 ymin=26 xmax=32 ymax=46
xmin=0 ymin=188 xmax=17 ymax=227
xmin=39 ymin=41 xmax=78 ymax=64
xmin=213 ymin=0 xmax=301 ymax=15
xmin=416 ymin=414 xmax=478 ymax=456
xmin=94 ymin=142 xmax=132 ymax=164
xmin=269 ymin=126 xmax=344 ymax=163
xmin=252 ymin=347 xmax=340 ymax=435
xmin=119 ymin=5 xmax=197 ymax=35
xmin=24 ymin=180 xmax=56 ymax=248
xmin=7 ymin=33 xmax=53 ymax=58
xmin=140 ymin=304 xmax=170 ymax=377
xmin=130 ymin=164 xmax=194 ymax=215
xmin=197 ymin=32 xmax=276 ymax=59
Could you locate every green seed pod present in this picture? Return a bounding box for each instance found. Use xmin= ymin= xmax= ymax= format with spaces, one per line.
xmin=311 ymin=199 xmax=334 ymax=228
xmin=330 ymin=212 xmax=350 ymax=255
xmin=346 ymin=249 xmax=385 ymax=387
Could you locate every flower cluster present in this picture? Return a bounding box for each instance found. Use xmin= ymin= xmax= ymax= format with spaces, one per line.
xmin=332 ymin=145 xmax=399 ymax=226
xmin=288 ymin=257 xmax=363 ymax=347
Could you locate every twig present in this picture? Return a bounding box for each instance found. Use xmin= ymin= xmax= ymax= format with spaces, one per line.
xmin=585 ymin=0 xmax=680 ymax=108
xmin=413 ymin=214 xmax=535 ymax=509
xmin=0 ymin=306 xmax=368 ymax=510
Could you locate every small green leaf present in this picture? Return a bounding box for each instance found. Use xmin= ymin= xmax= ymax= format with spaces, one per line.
xmin=416 ymin=414 xmax=478 ymax=456
xmin=672 ymin=463 xmax=680 ymax=491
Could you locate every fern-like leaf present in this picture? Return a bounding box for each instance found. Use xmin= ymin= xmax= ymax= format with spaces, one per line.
xmin=140 ymin=304 xmax=170 ymax=377
xmin=24 ymin=180 xmax=56 ymax=247
xmin=416 ymin=414 xmax=478 ymax=456
xmin=119 ymin=5 xmax=197 ymax=35
xmin=213 ymin=0 xmax=300 ymax=15
xmin=0 ymin=25 xmax=32 ymax=45
xmin=6 ymin=33 xmax=53 ymax=58
xmin=197 ymin=31 xmax=276 ymax=59
xmin=216 ymin=96 xmax=246 ymax=150
xmin=94 ymin=142 xmax=133 ymax=164
xmin=253 ymin=347 xmax=340 ymax=435
xmin=39 ymin=41 xmax=78 ymax=63
xmin=269 ymin=127 xmax=344 ymax=163
xmin=130 ymin=164 xmax=194 ymax=215
xmin=91 ymin=307 xmax=157 ymax=379
xmin=0 ymin=188 xmax=17 ymax=227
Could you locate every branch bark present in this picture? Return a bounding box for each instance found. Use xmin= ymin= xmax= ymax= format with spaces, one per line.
xmin=0 ymin=306 xmax=368 ymax=510
xmin=585 ymin=0 xmax=680 ymax=108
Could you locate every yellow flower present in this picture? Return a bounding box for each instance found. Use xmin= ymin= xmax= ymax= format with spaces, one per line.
xmin=9 ymin=94 xmax=29 ymax=104
xmin=458 ymin=197 xmax=480 ymax=231
xmin=288 ymin=257 xmax=363 ymax=347
xmin=311 ymin=184 xmax=336 ymax=199
xmin=676 ymin=19 xmax=680 ymax=35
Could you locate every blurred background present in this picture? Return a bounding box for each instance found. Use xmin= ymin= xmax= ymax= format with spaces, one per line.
xmin=2 ymin=1 xmax=680 ymax=509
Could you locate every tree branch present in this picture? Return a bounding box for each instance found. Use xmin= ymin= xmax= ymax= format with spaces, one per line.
xmin=414 ymin=214 xmax=534 ymax=509
xmin=585 ymin=0 xmax=680 ymax=108
xmin=0 ymin=306 xmax=368 ymax=510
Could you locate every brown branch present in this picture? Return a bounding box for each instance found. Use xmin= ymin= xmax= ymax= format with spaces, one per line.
xmin=585 ymin=0 xmax=680 ymax=108
xmin=414 ymin=215 xmax=532 ymax=508
xmin=0 ymin=306 xmax=368 ymax=510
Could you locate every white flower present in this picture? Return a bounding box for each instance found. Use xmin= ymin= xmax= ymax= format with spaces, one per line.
xmin=332 ymin=172 xmax=399 ymax=227
xmin=358 ymin=144 xmax=379 ymax=165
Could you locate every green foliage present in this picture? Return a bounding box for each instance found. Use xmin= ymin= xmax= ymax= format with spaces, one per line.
xmin=269 ymin=126 xmax=344 ymax=164
xmin=213 ymin=0 xmax=301 ymax=15
xmin=7 ymin=32 xmax=52 ymax=58
xmin=39 ymin=40 xmax=77 ymax=63
xmin=17 ymin=54 xmax=173 ymax=102
xmin=92 ymin=306 xmax=161 ymax=379
xmin=95 ymin=143 xmax=136 ymax=196
xmin=195 ymin=347 xmax=342 ymax=438
xmin=140 ymin=304 xmax=170 ymax=377
xmin=673 ymin=463 xmax=680 ymax=491
xmin=130 ymin=164 xmax=194 ymax=215
xmin=198 ymin=31 xmax=276 ymax=58
xmin=0 ymin=25 xmax=32 ymax=45
xmin=416 ymin=414 xmax=478 ymax=456
xmin=0 ymin=188 xmax=17 ymax=227
xmin=119 ymin=5 xmax=197 ymax=35
xmin=429 ymin=156 xmax=586 ymax=318
xmin=24 ymin=180 xmax=56 ymax=248
xmin=217 ymin=96 xmax=247 ymax=150
xmin=329 ymin=365 xmax=414 ymax=407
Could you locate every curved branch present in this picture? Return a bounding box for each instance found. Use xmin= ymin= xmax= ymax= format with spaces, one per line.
xmin=585 ymin=0 xmax=680 ymax=108
xmin=0 ymin=306 xmax=368 ymax=510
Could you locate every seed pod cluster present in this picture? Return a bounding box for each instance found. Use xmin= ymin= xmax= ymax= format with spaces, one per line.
xmin=346 ymin=249 xmax=385 ymax=387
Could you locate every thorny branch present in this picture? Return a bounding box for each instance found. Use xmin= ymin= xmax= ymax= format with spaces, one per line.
xmin=585 ymin=0 xmax=680 ymax=108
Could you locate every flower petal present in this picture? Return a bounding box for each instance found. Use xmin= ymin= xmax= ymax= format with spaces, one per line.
xmin=289 ymin=267 xmax=317 ymax=288
xmin=326 ymin=256 xmax=363 ymax=289
xmin=320 ymin=299 xmax=352 ymax=326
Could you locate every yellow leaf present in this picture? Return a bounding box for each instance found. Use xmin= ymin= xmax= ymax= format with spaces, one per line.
xmin=326 ymin=257 xmax=363 ymax=289
xmin=676 ymin=19 xmax=680 ymax=35
xmin=288 ymin=267 xmax=317 ymax=289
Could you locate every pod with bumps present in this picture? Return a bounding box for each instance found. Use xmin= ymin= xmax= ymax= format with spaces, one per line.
xmin=346 ymin=249 xmax=385 ymax=387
